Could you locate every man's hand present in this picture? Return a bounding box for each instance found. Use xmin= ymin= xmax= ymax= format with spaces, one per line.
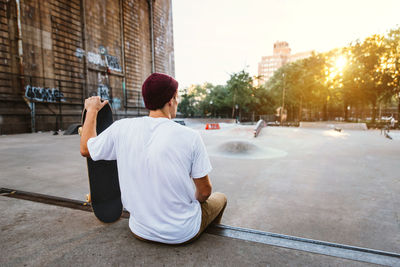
xmin=80 ymin=96 xmax=108 ymax=157
xmin=85 ymin=96 xmax=109 ymax=113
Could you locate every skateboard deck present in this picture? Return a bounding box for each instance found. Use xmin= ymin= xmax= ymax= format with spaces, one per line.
xmin=81 ymin=104 xmax=123 ymax=223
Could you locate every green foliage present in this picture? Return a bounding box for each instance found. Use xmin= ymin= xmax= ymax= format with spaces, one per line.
xmin=179 ymin=26 xmax=400 ymax=121
xmin=225 ymin=70 xmax=255 ymax=114
xmin=178 ymin=70 xmax=270 ymax=118
xmin=265 ymin=26 xmax=400 ymax=121
xmin=178 ymin=87 xmax=196 ymax=117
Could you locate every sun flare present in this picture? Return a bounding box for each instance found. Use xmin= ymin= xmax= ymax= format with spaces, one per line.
xmin=335 ymin=56 xmax=347 ymax=70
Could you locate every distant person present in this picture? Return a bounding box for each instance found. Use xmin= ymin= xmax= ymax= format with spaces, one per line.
xmin=390 ymin=115 xmax=395 ymax=129
xmin=80 ymin=73 xmax=227 ymax=244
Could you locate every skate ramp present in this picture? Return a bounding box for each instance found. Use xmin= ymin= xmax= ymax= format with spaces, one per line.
xmin=219 ymin=140 xmax=257 ymax=154
xmin=210 ymin=140 xmax=287 ymax=159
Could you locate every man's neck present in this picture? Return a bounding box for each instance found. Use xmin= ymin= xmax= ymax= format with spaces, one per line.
xmin=149 ymin=109 xmax=171 ymax=119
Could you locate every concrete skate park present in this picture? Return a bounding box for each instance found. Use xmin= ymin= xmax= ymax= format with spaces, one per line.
xmin=1 ymin=121 xmax=400 ymax=266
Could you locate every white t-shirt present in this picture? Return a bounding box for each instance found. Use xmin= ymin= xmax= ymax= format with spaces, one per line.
xmin=87 ymin=117 xmax=212 ymax=244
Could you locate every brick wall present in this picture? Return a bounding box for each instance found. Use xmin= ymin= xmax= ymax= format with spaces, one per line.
xmin=153 ymin=0 xmax=174 ymax=76
xmin=123 ymin=0 xmax=152 ymax=109
xmin=0 ymin=0 xmax=175 ymax=134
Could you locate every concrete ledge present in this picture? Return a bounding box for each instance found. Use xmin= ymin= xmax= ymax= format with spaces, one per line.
xmin=300 ymin=122 xmax=367 ymax=130
xmin=182 ymin=118 xmax=236 ymax=124
xmin=1 ymin=188 xmax=398 ymax=266
xmin=209 ymin=225 xmax=400 ymax=266
xmin=0 ymin=196 xmax=385 ymax=266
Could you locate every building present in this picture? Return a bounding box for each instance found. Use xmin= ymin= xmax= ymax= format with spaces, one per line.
xmin=257 ymin=41 xmax=312 ymax=85
xmin=0 ymin=0 xmax=175 ymax=134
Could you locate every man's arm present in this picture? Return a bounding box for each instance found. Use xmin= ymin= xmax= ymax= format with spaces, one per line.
xmin=193 ymin=175 xmax=212 ymax=203
xmin=80 ymin=96 xmax=108 ymax=157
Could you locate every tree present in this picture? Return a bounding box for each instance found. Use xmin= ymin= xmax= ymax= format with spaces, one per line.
xmin=225 ymin=70 xmax=255 ymax=118
xmin=179 ymin=26 xmax=400 ymax=122
xmin=266 ymin=53 xmax=328 ymax=121
xmin=178 ymin=87 xmax=196 ymax=117
xmin=383 ymin=27 xmax=400 ymax=117
xmin=349 ymin=34 xmax=391 ymax=122
xmin=203 ymin=85 xmax=230 ymax=117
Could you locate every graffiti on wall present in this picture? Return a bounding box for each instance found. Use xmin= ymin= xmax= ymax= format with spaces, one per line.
xmin=99 ymin=45 xmax=107 ymax=55
xmin=75 ymin=47 xmax=122 ymax=72
xmin=97 ymin=84 xmax=110 ymax=100
xmin=75 ymin=48 xmax=85 ymax=59
xmin=25 ymin=85 xmax=65 ymax=102
xmin=105 ymin=55 xmax=121 ymax=72
xmin=111 ymin=98 xmax=121 ymax=110
xmin=87 ymin=52 xmax=105 ymax=66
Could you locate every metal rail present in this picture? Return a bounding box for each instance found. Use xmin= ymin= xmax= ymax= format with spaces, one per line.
xmin=254 ymin=119 xmax=266 ymax=137
xmin=0 ymin=188 xmax=130 ymax=218
xmin=208 ymin=225 xmax=400 ymax=266
xmin=1 ymin=187 xmax=399 ymax=266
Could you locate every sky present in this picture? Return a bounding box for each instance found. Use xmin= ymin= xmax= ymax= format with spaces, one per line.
xmin=172 ymin=0 xmax=400 ymax=88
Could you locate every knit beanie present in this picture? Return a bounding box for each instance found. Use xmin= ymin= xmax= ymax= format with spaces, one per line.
xmin=141 ymin=73 xmax=179 ymax=110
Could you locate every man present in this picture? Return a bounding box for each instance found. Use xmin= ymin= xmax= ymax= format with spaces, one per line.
xmin=80 ymin=73 xmax=227 ymax=244
xmin=390 ymin=115 xmax=396 ymax=129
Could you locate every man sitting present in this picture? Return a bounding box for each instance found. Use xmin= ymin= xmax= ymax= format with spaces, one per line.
xmin=80 ymin=73 xmax=227 ymax=244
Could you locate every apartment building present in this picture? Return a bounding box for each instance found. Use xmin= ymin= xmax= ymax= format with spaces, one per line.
xmin=258 ymin=41 xmax=312 ymax=85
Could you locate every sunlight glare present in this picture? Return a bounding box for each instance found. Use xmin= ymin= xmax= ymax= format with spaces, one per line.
xmin=335 ymin=56 xmax=347 ymax=70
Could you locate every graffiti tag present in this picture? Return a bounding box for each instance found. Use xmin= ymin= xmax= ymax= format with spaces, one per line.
xmin=111 ymin=98 xmax=121 ymax=110
xmin=99 ymin=45 xmax=107 ymax=55
xmin=87 ymin=52 xmax=105 ymax=66
xmin=105 ymin=55 xmax=121 ymax=72
xmin=97 ymin=84 xmax=110 ymax=100
xmin=75 ymin=48 xmax=85 ymax=58
xmin=76 ymin=46 xmax=122 ymax=72
xmin=25 ymin=85 xmax=65 ymax=102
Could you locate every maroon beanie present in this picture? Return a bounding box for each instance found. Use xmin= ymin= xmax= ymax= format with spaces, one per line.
xmin=141 ymin=73 xmax=179 ymax=110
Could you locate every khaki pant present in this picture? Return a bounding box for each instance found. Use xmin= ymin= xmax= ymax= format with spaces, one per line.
xmin=132 ymin=192 xmax=227 ymax=244
xmin=183 ymin=192 xmax=227 ymax=244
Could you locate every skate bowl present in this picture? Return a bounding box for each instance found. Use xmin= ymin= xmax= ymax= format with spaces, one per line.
xmin=211 ymin=140 xmax=287 ymax=159
xmin=300 ymin=122 xmax=367 ymax=130
xmin=220 ymin=140 xmax=258 ymax=154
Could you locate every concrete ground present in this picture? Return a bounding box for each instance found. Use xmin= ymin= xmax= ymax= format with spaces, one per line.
xmin=198 ymin=124 xmax=400 ymax=254
xmin=0 ymin=122 xmax=399 ymax=264
xmin=0 ymin=197 xmax=377 ymax=266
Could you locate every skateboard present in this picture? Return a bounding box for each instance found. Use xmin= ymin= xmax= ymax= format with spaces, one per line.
xmin=80 ymin=103 xmax=123 ymax=223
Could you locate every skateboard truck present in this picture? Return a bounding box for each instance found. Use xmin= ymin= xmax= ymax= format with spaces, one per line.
xmin=83 ymin=193 xmax=91 ymax=206
xmin=85 ymin=193 xmax=91 ymax=203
